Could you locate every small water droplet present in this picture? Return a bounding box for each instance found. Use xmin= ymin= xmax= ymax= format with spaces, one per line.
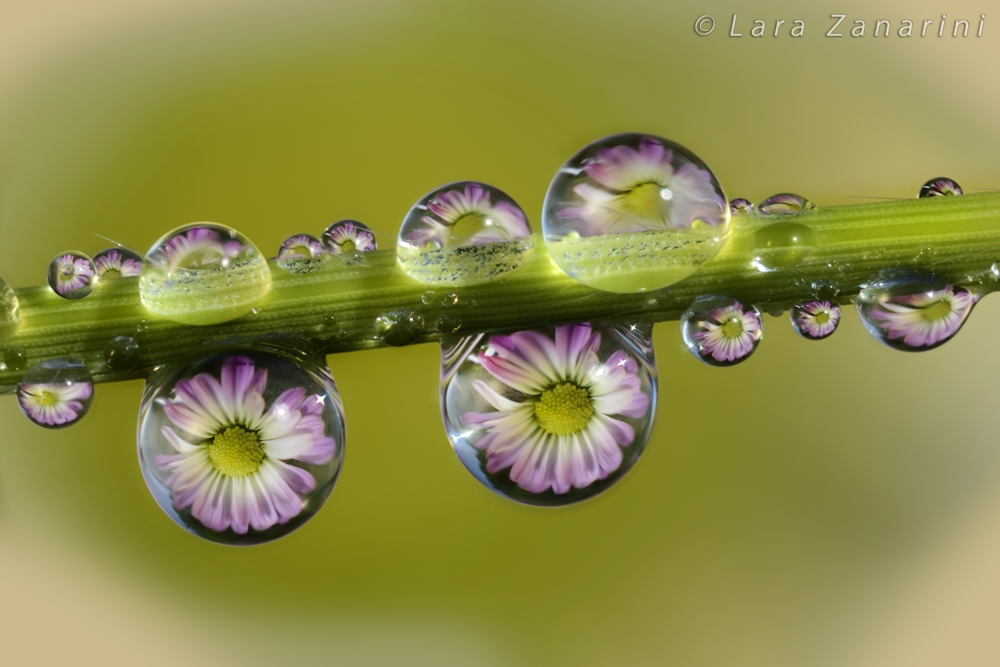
xmin=136 ymin=319 xmax=149 ymax=334
xmin=17 ymin=358 xmax=94 ymax=428
xmin=751 ymin=222 xmax=817 ymax=272
xmin=434 ymin=313 xmax=462 ymax=334
xmin=811 ymin=280 xmax=840 ymax=300
xmin=919 ymin=177 xmax=963 ymax=198
xmin=250 ymin=307 xmax=262 ymax=315
xmin=94 ymin=247 xmax=143 ymax=278
xmin=0 ymin=275 xmax=20 ymax=342
xmin=323 ymin=220 xmax=378 ymax=257
xmin=681 ymin=297 xmax=763 ymax=366
xmin=376 ymin=308 xmax=425 ymax=347
xmin=790 ymin=301 xmax=841 ymax=340
xmin=729 ymin=198 xmax=754 ymax=215
xmin=277 ymin=234 xmax=327 ymax=273
xmin=767 ymin=308 xmax=785 ymax=318
xmin=757 ymin=193 xmax=816 ymax=216
xmin=421 ymin=291 xmax=437 ymax=306
xmin=4 ymin=346 xmax=27 ymax=371
xmin=48 ymin=251 xmax=96 ymax=299
xmin=441 ymin=293 xmax=459 ymax=307
xmin=104 ymin=335 xmax=141 ymax=371
xmin=991 ymin=262 xmax=1000 ymax=280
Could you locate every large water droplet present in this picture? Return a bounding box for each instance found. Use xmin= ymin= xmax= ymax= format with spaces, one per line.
xmin=757 ymin=193 xmax=816 ymax=216
xmin=440 ymin=322 xmax=657 ymax=505
xmin=919 ymin=177 xmax=963 ymax=198
xmin=139 ymin=223 xmax=271 ymax=326
xmin=543 ymin=133 xmax=729 ymax=293
xmin=17 ymin=358 xmax=94 ymax=428
xmin=94 ymin=247 xmax=143 ymax=278
xmin=323 ymin=220 xmax=378 ymax=257
xmin=0 ymin=275 xmax=20 ymax=342
xmin=397 ymin=182 xmax=533 ymax=285
xmin=277 ymin=234 xmax=328 ymax=273
xmin=48 ymin=251 xmax=96 ymax=299
xmin=751 ymin=222 xmax=817 ymax=272
xmin=104 ymin=335 xmax=141 ymax=371
xmin=376 ymin=308 xmax=425 ymax=346
xmin=137 ymin=343 xmax=345 ymax=544
xmin=857 ymin=275 xmax=976 ymax=351
xmin=682 ymin=297 xmax=763 ymax=366
xmin=729 ymin=198 xmax=754 ymax=216
xmin=790 ymin=301 xmax=841 ymax=340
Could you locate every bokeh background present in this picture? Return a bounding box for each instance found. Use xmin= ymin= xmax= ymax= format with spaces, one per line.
xmin=2 ymin=0 xmax=999 ymax=664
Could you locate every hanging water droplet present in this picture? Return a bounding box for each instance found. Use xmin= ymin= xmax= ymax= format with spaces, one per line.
xmin=729 ymin=198 xmax=754 ymax=216
xmin=94 ymin=247 xmax=143 ymax=278
xmin=137 ymin=343 xmax=345 ymax=544
xmin=139 ymin=223 xmax=271 ymax=326
xmin=104 ymin=335 xmax=141 ymax=371
xmin=277 ymin=234 xmax=328 ymax=273
xmin=440 ymin=322 xmax=657 ymax=505
xmin=323 ymin=219 xmax=378 ymax=257
xmin=856 ymin=275 xmax=977 ymax=351
xmin=681 ymin=297 xmax=763 ymax=366
xmin=811 ymin=280 xmax=840 ymax=300
xmin=376 ymin=308 xmax=425 ymax=346
xmin=434 ymin=313 xmax=462 ymax=334
xmin=17 ymin=358 xmax=94 ymax=428
xmin=790 ymin=301 xmax=841 ymax=340
xmin=441 ymin=293 xmax=459 ymax=307
xmin=751 ymin=222 xmax=817 ymax=272
xmin=398 ymin=182 xmax=533 ymax=285
xmin=757 ymin=193 xmax=816 ymax=216
xmin=48 ymin=251 xmax=96 ymax=300
xmin=919 ymin=177 xmax=963 ymax=198
xmin=4 ymin=346 xmax=27 ymax=371
xmin=543 ymin=133 xmax=729 ymax=293
xmin=0 ymin=275 xmax=21 ymax=342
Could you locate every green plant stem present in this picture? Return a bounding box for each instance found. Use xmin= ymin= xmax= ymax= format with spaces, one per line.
xmin=2 ymin=192 xmax=1000 ymax=393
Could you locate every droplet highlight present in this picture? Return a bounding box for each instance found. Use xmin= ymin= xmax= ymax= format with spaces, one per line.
xmin=919 ymin=178 xmax=963 ymax=198
xmin=323 ymin=219 xmax=377 ymax=256
xmin=104 ymin=335 xmax=141 ymax=371
xmin=757 ymin=193 xmax=816 ymax=216
xmin=0 ymin=275 xmax=20 ymax=342
xmin=48 ymin=251 xmax=96 ymax=300
xmin=376 ymin=308 xmax=425 ymax=347
xmin=857 ymin=276 xmax=976 ymax=351
xmin=682 ymin=297 xmax=763 ymax=366
xmin=94 ymin=248 xmax=143 ymax=278
xmin=790 ymin=301 xmax=841 ymax=340
xmin=17 ymin=358 xmax=94 ymax=429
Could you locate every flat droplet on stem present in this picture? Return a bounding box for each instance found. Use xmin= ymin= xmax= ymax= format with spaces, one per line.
xmin=757 ymin=193 xmax=816 ymax=216
xmin=919 ymin=177 xmax=963 ymax=198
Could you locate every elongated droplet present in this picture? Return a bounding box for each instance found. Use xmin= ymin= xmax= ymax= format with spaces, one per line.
xmin=94 ymin=247 xmax=143 ymax=278
xmin=790 ymin=301 xmax=841 ymax=340
xmin=376 ymin=308 xmax=425 ymax=346
xmin=857 ymin=275 xmax=976 ymax=351
xmin=323 ymin=220 xmax=377 ymax=257
xmin=751 ymin=222 xmax=817 ymax=272
xmin=137 ymin=343 xmax=345 ymax=545
xmin=919 ymin=178 xmax=963 ymax=198
xmin=0 ymin=275 xmax=21 ymax=342
xmin=543 ymin=133 xmax=729 ymax=293
xmin=757 ymin=193 xmax=816 ymax=216
xmin=440 ymin=322 xmax=657 ymax=505
xmin=139 ymin=223 xmax=271 ymax=326
xmin=104 ymin=335 xmax=141 ymax=371
xmin=682 ymin=296 xmax=763 ymax=366
xmin=729 ymin=198 xmax=754 ymax=216
xmin=17 ymin=358 xmax=94 ymax=428
xmin=277 ymin=234 xmax=328 ymax=273
xmin=48 ymin=251 xmax=96 ymax=299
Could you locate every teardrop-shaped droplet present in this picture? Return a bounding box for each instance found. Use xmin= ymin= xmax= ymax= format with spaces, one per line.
xmin=919 ymin=177 xmax=963 ymax=198
xmin=139 ymin=223 xmax=271 ymax=326
xmin=543 ymin=133 xmax=729 ymax=293
xmin=48 ymin=251 xmax=96 ymax=299
xmin=104 ymin=335 xmax=141 ymax=371
xmin=376 ymin=308 xmax=425 ymax=346
xmin=94 ymin=247 xmax=144 ymax=278
xmin=397 ymin=182 xmax=533 ymax=285
xmin=790 ymin=301 xmax=841 ymax=340
xmin=323 ymin=220 xmax=378 ymax=257
xmin=757 ymin=193 xmax=816 ymax=216
xmin=17 ymin=358 xmax=94 ymax=428
xmin=0 ymin=275 xmax=21 ymax=342
xmin=856 ymin=275 xmax=976 ymax=351
xmin=729 ymin=198 xmax=754 ymax=216
xmin=137 ymin=343 xmax=345 ymax=544
xmin=276 ymin=234 xmax=328 ymax=273
xmin=681 ymin=297 xmax=763 ymax=366
xmin=751 ymin=222 xmax=817 ymax=272
xmin=440 ymin=322 xmax=657 ymax=505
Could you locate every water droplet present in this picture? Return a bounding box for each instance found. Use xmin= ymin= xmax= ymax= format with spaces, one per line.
xmin=919 ymin=177 xmax=963 ymax=198
xmin=421 ymin=291 xmax=437 ymax=306
xmin=139 ymin=223 xmax=271 ymax=326
xmin=4 ymin=346 xmax=27 ymax=371
xmin=856 ymin=275 xmax=976 ymax=351
xmin=323 ymin=219 xmax=377 ymax=256
xmin=543 ymin=133 xmax=729 ymax=293
xmin=137 ymin=343 xmax=345 ymax=544
xmin=277 ymin=234 xmax=328 ymax=273
xmin=17 ymin=358 xmax=94 ymax=428
xmin=790 ymin=301 xmax=841 ymax=340
xmin=757 ymin=193 xmax=816 ymax=216
xmin=104 ymin=335 xmax=140 ymax=371
xmin=0 ymin=275 xmax=21 ymax=342
xmin=48 ymin=251 xmax=96 ymax=299
xmin=991 ymin=262 xmax=1000 ymax=280
xmin=441 ymin=293 xmax=459 ymax=307
xmin=136 ymin=319 xmax=149 ymax=334
xmin=440 ymin=322 xmax=657 ymax=505
xmin=434 ymin=313 xmax=462 ymax=334
xmin=767 ymin=308 xmax=785 ymax=318
xmin=376 ymin=308 xmax=425 ymax=346
xmin=811 ymin=280 xmax=840 ymax=300
xmin=250 ymin=307 xmax=262 ymax=315
xmin=729 ymin=198 xmax=754 ymax=215
xmin=397 ymin=182 xmax=533 ymax=285
xmin=681 ymin=297 xmax=763 ymax=366
xmin=751 ymin=222 xmax=817 ymax=272
xmin=94 ymin=247 xmax=143 ymax=278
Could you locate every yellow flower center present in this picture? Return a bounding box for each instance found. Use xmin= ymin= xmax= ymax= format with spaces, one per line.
xmin=208 ymin=426 xmax=265 ymax=477
xmin=721 ymin=316 xmax=745 ymax=338
xmin=533 ymin=382 xmax=594 ymax=436
xmin=616 ymin=182 xmax=671 ymax=221
xmin=39 ymin=390 xmax=60 ymax=407
xmin=921 ymin=299 xmax=953 ymax=321
xmin=340 ymin=240 xmax=356 ymax=252
xmin=814 ymin=311 xmax=830 ymax=324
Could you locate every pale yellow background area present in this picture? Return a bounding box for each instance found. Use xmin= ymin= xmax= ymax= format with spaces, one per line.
xmin=2 ymin=1 xmax=1000 ymax=665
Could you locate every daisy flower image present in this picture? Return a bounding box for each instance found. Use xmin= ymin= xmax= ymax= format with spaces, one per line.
xmin=757 ymin=192 xmax=816 ymax=216
xmin=47 ymin=251 xmax=96 ymax=299
xmin=791 ymin=301 xmax=841 ymax=340
xmin=863 ymin=285 xmax=976 ymax=350
xmin=17 ymin=375 xmax=94 ymax=428
xmin=322 ymin=220 xmax=377 ymax=255
xmin=278 ymin=234 xmax=326 ymax=260
xmin=404 ymin=182 xmax=530 ymax=248
xmin=919 ymin=177 xmax=963 ymax=198
xmin=159 ymin=226 xmax=232 ymax=271
xmin=94 ymin=248 xmax=143 ymax=278
xmin=684 ymin=299 xmax=763 ymax=366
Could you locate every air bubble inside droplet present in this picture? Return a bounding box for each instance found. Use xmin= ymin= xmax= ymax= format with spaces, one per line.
xmin=48 ymin=251 xmax=97 ymax=300
xmin=376 ymin=309 xmax=425 ymax=346
xmin=0 ymin=275 xmax=20 ymax=342
xmin=751 ymin=222 xmax=817 ymax=272
xmin=17 ymin=358 xmax=94 ymax=428
xmin=104 ymin=336 xmax=141 ymax=371
xmin=681 ymin=296 xmax=763 ymax=366
xmin=790 ymin=301 xmax=841 ymax=340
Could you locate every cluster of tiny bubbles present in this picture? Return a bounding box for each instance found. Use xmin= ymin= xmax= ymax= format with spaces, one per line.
xmin=681 ymin=296 xmax=764 ymax=367
xmin=729 ymin=198 xmax=754 ymax=216
xmin=543 ymin=133 xmax=729 ymax=294
xmin=790 ymin=301 xmax=842 ymax=340
xmin=0 ymin=275 xmax=21 ymax=342
xmin=137 ymin=342 xmax=346 ymax=544
xmin=397 ymin=181 xmax=533 ymax=286
xmin=856 ymin=270 xmax=978 ymax=352
xmin=104 ymin=335 xmax=141 ymax=371
xmin=757 ymin=193 xmax=816 ymax=216
xmin=93 ymin=247 xmax=143 ymax=279
xmin=323 ymin=219 xmax=378 ymax=262
xmin=276 ymin=234 xmax=328 ymax=274
xmin=751 ymin=221 xmax=818 ymax=272
xmin=16 ymin=358 xmax=94 ymax=429
xmin=47 ymin=251 xmax=97 ymax=300
xmin=919 ymin=177 xmax=963 ymax=198
xmin=439 ymin=321 xmax=658 ymax=506
xmin=139 ymin=222 xmax=271 ymax=326
xmin=376 ymin=308 xmax=425 ymax=347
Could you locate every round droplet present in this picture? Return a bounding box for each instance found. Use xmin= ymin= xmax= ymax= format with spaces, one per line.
xmin=137 ymin=343 xmax=345 ymax=545
xmin=682 ymin=297 xmax=763 ymax=366
xmin=856 ymin=275 xmax=976 ymax=352
xmin=104 ymin=335 xmax=141 ymax=371
xmin=397 ymin=182 xmax=533 ymax=285
xmin=48 ymin=251 xmax=96 ymax=300
xmin=441 ymin=322 xmax=657 ymax=505
xmin=441 ymin=293 xmax=459 ymax=307
xmin=729 ymin=198 xmax=754 ymax=216
xmin=17 ymin=358 xmax=94 ymax=429
xmin=790 ymin=301 xmax=841 ymax=340
xmin=4 ymin=347 xmax=27 ymax=371
xmin=919 ymin=178 xmax=963 ymax=198
xmin=751 ymin=222 xmax=817 ymax=272
xmin=94 ymin=247 xmax=143 ymax=278
xmin=276 ymin=234 xmax=328 ymax=273
xmin=757 ymin=193 xmax=816 ymax=216
xmin=139 ymin=223 xmax=272 ymax=326
xmin=136 ymin=319 xmax=149 ymax=334
xmin=434 ymin=313 xmax=462 ymax=334
xmin=323 ymin=219 xmax=378 ymax=256
xmin=543 ymin=133 xmax=729 ymax=293
xmin=811 ymin=280 xmax=840 ymax=300
xmin=0 ymin=275 xmax=21 ymax=342
xmin=376 ymin=308 xmax=425 ymax=347
xmin=421 ymin=291 xmax=437 ymax=306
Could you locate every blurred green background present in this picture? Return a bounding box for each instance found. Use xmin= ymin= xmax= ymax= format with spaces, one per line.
xmin=2 ymin=0 xmax=1000 ymax=664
